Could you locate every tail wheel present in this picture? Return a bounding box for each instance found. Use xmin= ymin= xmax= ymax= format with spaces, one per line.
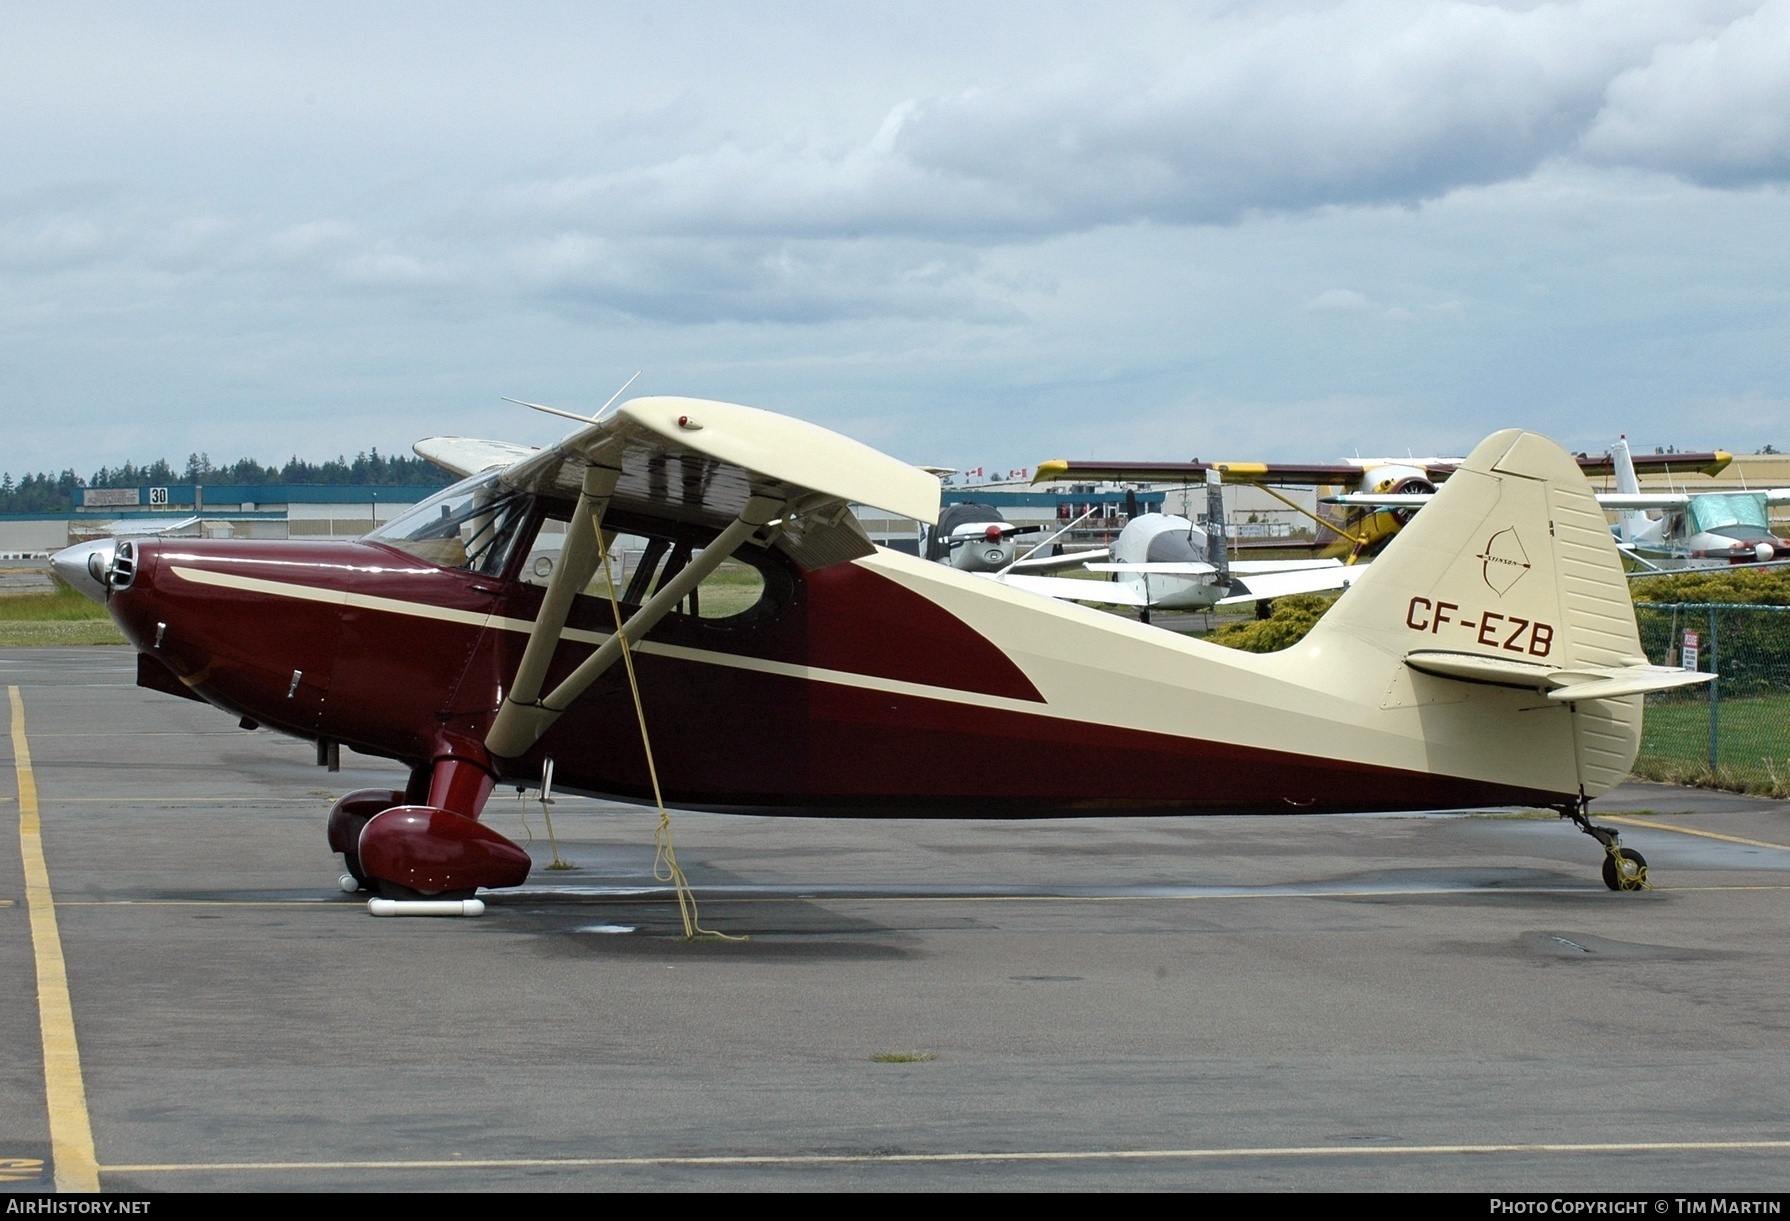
xmin=1602 ymin=847 xmax=1648 ymax=892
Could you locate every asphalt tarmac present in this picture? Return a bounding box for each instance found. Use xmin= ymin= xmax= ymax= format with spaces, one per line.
xmin=3 ymin=646 xmax=1789 ymax=1193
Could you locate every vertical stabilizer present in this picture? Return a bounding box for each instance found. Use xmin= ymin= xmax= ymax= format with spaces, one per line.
xmin=1303 ymin=430 xmax=1646 ymax=796
xmin=1610 ymin=436 xmax=1648 ymax=545
xmin=1204 ymin=468 xmax=1229 ymax=581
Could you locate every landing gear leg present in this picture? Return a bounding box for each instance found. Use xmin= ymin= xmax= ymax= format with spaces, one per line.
xmin=1554 ymin=789 xmax=1649 ymax=892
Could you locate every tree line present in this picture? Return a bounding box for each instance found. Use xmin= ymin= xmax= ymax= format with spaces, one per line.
xmin=0 ymin=450 xmax=453 ymax=514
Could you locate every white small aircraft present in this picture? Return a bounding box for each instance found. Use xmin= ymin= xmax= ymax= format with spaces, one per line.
xmin=993 ymin=471 xmax=1354 ymax=619
xmin=1328 ymin=438 xmax=1790 ymax=575
xmin=1601 ymin=437 xmax=1790 ymax=572
xmin=923 ymin=501 xmax=1109 ymax=575
xmin=1038 ymin=448 xmax=1732 ymax=564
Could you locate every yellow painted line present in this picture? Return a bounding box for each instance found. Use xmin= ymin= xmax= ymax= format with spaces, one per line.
xmin=46 ymin=797 xmax=327 ymax=804
xmin=56 ymin=900 xmax=343 ymax=908
xmin=98 ymin=1136 xmax=1790 ymax=1174
xmin=10 ymin=687 xmax=100 ymax=1193
xmin=0 ymin=1157 xmax=46 ymax=1183
xmin=1604 ymin=815 xmax=1790 ymax=853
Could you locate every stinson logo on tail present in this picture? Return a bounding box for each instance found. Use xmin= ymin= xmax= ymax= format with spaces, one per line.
xmin=1477 ymin=527 xmax=1531 ymax=596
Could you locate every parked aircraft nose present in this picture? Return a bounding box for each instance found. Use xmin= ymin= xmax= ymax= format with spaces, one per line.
xmin=51 ymin=539 xmax=117 ymax=604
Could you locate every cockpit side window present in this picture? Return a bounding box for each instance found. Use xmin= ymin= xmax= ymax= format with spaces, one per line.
xmin=516 ymin=506 xmax=787 ymax=625
xmin=366 ymin=474 xmax=533 ymax=577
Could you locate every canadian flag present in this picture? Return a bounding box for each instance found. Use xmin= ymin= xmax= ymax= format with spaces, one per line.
xmin=967 ymin=466 xmax=984 ymax=477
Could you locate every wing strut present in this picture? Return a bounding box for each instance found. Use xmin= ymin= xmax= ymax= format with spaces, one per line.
xmin=486 ymin=484 xmax=786 ymax=759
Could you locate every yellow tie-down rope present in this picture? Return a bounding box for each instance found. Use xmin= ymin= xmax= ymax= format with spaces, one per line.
xmin=598 ymin=549 xmax=743 ymax=941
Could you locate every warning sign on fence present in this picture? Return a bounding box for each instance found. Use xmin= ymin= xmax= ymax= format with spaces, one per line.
xmin=1682 ymin=629 xmax=1699 ymax=672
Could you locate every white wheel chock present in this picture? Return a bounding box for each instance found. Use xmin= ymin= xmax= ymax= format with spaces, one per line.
xmin=367 ymin=898 xmax=486 ymax=917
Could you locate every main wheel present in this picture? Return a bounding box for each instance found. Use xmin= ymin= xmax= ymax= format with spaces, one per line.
xmin=1602 ymin=847 xmax=1648 ymax=892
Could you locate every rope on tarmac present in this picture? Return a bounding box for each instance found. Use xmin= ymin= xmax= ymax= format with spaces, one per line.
xmin=598 ymin=548 xmax=742 ymax=941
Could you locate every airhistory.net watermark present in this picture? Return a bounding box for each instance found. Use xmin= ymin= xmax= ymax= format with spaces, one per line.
xmin=4 ymin=1203 xmax=151 ymax=1215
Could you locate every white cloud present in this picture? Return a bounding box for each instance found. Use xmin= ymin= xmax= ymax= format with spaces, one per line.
xmin=5 ymin=3 xmax=1790 ymax=472
xmin=499 ymin=0 xmax=1764 ymax=252
xmin=1580 ymin=0 xmax=1790 ymax=184
xmin=1305 ymin=289 xmax=1375 ymax=314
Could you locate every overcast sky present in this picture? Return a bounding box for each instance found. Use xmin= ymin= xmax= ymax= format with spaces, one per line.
xmin=3 ymin=1 xmax=1789 ymax=477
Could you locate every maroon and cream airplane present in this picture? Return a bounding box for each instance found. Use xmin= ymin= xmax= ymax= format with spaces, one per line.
xmin=53 ymin=398 xmax=1710 ymax=898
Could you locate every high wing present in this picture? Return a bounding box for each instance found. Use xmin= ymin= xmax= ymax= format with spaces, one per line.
xmin=1595 ymin=489 xmax=1790 ymax=510
xmin=414 ymin=437 xmax=542 ymax=478
xmin=473 ymin=396 xmax=939 ymax=758
xmin=1033 ymin=450 xmax=1732 ymax=488
xmin=1032 ymin=459 xmax=1428 ymax=487
xmin=1328 ymin=488 xmax=1790 ymax=510
xmin=1578 ymin=450 xmax=1732 ymax=479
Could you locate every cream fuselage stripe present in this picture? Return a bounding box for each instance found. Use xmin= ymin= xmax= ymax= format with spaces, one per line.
xmin=168 ymin=565 xmax=1053 ymax=718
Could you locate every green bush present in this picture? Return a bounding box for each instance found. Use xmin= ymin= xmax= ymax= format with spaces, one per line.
xmin=1629 ymin=566 xmax=1790 ymax=606
xmin=1202 ymin=593 xmax=1338 ymax=653
xmin=0 ymin=575 xmax=113 ymax=621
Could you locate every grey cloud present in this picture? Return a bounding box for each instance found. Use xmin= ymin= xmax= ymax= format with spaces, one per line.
xmin=501 ymin=0 xmax=1762 ymax=252
xmin=11 ymin=2 xmax=1790 ymax=335
xmin=1579 ymin=0 xmax=1790 ymax=185
xmin=510 ymin=233 xmax=1016 ymax=325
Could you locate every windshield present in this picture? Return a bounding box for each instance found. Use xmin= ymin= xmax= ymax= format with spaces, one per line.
xmin=366 ymin=473 xmax=533 ymax=576
xmin=1686 ymin=493 xmax=1771 ymax=538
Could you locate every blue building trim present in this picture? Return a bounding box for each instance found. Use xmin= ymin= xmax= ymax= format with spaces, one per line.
xmin=78 ymin=484 xmax=442 ymax=510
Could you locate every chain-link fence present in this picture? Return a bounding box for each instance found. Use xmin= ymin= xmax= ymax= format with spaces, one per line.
xmin=1633 ymin=602 xmax=1790 ymax=795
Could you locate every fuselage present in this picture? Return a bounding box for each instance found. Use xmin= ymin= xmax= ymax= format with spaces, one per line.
xmin=94 ymin=523 xmax=1574 ymax=818
xmin=1107 ymin=513 xmax=1225 ymax=610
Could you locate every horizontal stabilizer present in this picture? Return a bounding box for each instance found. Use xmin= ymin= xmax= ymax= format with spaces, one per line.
xmin=1404 ymin=650 xmax=1713 ymax=702
xmin=986 ymin=572 xmax=1150 ymax=606
xmin=1216 ymin=565 xmax=1360 ymax=605
xmin=1087 ymin=561 xmax=1217 ymax=575
xmin=1543 ymin=668 xmax=1716 ymax=702
xmin=1229 ymin=559 xmax=1345 ymax=575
